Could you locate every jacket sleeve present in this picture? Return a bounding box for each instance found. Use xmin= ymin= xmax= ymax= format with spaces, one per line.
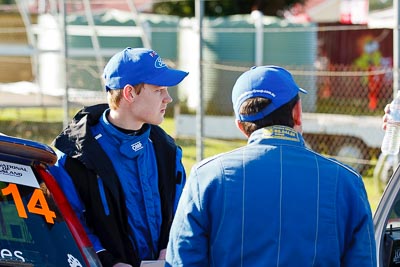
xmin=339 ymin=173 xmax=377 ymax=267
xmin=173 ymin=146 xmax=186 ymax=213
xmin=166 ymin=166 xmax=209 ymax=267
xmin=48 ymin=150 xmax=106 ymax=254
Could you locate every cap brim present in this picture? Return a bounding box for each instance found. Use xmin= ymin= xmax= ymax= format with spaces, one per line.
xmin=144 ymin=68 xmax=189 ymax=87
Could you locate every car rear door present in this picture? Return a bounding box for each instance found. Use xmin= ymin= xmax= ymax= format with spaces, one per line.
xmin=374 ymin=164 xmax=400 ymax=267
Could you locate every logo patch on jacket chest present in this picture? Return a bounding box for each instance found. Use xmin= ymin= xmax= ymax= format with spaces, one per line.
xmin=131 ymin=141 xmax=143 ymax=151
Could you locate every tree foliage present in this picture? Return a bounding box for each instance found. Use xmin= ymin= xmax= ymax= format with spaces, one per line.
xmin=153 ymin=0 xmax=305 ymax=17
xmin=369 ymin=0 xmax=392 ymax=11
xmin=0 ymin=0 xmax=14 ymax=4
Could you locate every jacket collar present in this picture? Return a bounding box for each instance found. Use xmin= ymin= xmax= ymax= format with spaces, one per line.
xmin=248 ymin=125 xmax=306 ymax=147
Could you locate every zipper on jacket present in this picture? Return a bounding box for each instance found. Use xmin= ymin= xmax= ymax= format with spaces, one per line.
xmin=97 ymin=176 xmax=110 ymax=216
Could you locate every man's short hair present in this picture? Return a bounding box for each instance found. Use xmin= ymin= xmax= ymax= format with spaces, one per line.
xmin=238 ymin=94 xmax=300 ymax=135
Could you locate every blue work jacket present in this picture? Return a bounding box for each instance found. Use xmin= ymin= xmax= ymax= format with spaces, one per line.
xmin=49 ymin=104 xmax=186 ymax=267
xmin=166 ymin=125 xmax=376 ymax=267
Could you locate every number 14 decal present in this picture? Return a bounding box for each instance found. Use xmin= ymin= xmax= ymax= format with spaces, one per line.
xmin=2 ymin=183 xmax=56 ymax=224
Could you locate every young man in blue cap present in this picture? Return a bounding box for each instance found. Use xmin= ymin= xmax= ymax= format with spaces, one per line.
xmin=49 ymin=47 xmax=188 ymax=267
xmin=166 ymin=65 xmax=376 ymax=266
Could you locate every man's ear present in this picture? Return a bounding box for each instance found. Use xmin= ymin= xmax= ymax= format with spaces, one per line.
xmin=292 ymin=99 xmax=303 ymax=133
xmin=123 ymin=84 xmax=135 ymax=102
xmin=235 ymin=119 xmax=250 ymax=138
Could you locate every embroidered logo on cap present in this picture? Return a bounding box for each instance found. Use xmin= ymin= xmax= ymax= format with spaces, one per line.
xmin=131 ymin=141 xmax=143 ymax=152
xmin=155 ymin=57 xmax=167 ymax=68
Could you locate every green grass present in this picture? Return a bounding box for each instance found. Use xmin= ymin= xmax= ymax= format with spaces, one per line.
xmin=0 ymin=107 xmax=384 ymax=214
xmin=0 ymin=107 xmax=79 ymax=122
xmin=365 ymin=178 xmax=383 ymax=213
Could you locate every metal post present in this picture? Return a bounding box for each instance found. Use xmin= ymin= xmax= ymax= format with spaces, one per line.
xmin=195 ymin=0 xmax=204 ymax=161
xmin=82 ymin=0 xmax=104 ymax=73
xmin=395 ymin=0 xmax=400 ymax=97
xmin=61 ymin=0 xmax=69 ymax=128
xmin=127 ymin=0 xmax=152 ymax=49
xmin=252 ymin=10 xmax=264 ymax=66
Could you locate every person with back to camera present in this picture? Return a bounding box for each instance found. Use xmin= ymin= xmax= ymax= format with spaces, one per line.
xmin=49 ymin=47 xmax=189 ymax=267
xmin=165 ymin=65 xmax=376 ymax=266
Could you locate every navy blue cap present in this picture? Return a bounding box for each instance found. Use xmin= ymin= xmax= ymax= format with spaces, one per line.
xmin=232 ymin=65 xmax=307 ymax=122
xmin=103 ymin=47 xmax=189 ymax=91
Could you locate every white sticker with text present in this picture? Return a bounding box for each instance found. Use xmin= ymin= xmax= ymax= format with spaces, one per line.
xmin=0 ymin=160 xmax=39 ymax=188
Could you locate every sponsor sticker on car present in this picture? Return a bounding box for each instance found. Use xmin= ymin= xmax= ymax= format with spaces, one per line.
xmin=0 ymin=160 xmax=39 ymax=188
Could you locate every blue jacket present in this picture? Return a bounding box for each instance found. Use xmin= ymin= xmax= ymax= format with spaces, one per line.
xmin=49 ymin=104 xmax=186 ymax=267
xmin=166 ymin=126 xmax=376 ymax=267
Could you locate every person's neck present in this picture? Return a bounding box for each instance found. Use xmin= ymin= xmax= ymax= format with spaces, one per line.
xmin=107 ymin=109 xmax=143 ymax=132
xmin=112 ymin=123 xmax=145 ymax=136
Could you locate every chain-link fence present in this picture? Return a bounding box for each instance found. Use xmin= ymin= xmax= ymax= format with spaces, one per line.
xmin=0 ymin=5 xmax=395 ymax=176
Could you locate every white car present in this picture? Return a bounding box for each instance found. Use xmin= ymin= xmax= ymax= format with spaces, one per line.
xmin=375 ymin=162 xmax=400 ymax=266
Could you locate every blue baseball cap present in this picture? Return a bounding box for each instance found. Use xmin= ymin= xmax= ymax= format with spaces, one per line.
xmin=103 ymin=47 xmax=189 ymax=91
xmin=232 ymin=65 xmax=307 ymax=122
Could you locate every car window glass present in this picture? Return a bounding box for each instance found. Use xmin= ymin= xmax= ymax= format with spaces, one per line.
xmin=386 ymin=198 xmax=400 ymax=229
xmin=382 ymin=188 xmax=400 ymax=267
